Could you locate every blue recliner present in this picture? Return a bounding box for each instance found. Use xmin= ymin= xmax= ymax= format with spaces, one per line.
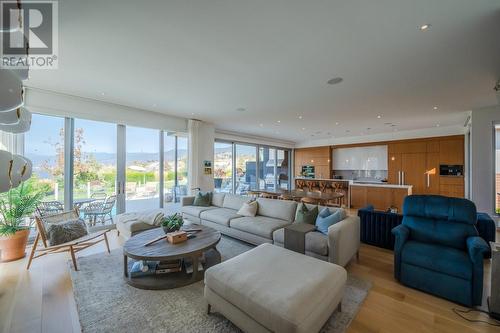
xmin=392 ymin=195 xmax=489 ymax=307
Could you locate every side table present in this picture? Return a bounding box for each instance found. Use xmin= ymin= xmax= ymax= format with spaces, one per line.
xmin=284 ymin=223 xmax=316 ymax=254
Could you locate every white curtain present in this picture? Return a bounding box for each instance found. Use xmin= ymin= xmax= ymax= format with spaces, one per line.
xmin=0 ymin=130 xmax=23 ymax=154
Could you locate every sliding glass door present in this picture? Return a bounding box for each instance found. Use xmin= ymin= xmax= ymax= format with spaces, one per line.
xmin=214 ymin=141 xmax=233 ymax=193
xmin=73 ymin=119 xmax=117 ymax=201
xmin=24 ymin=114 xmax=65 ymax=201
xmin=125 ymin=126 xmax=160 ymax=212
xmin=235 ymin=144 xmax=257 ymax=194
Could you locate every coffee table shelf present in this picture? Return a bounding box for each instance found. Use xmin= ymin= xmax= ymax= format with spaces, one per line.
xmin=123 ymin=225 xmax=221 ymax=290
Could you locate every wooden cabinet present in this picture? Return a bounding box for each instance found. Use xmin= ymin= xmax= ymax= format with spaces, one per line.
xmin=401 ymin=153 xmax=427 ymax=194
xmin=388 ymin=153 xmax=402 ymax=185
xmin=439 ymin=176 xmax=465 ymax=198
xmin=350 ymin=185 xmax=412 ymax=212
xmin=294 ymin=146 xmax=331 ymax=179
xmin=386 ymin=135 xmax=464 ymax=197
xmin=440 ymin=138 xmax=464 ymax=165
xmin=426 ymin=152 xmax=440 ymax=194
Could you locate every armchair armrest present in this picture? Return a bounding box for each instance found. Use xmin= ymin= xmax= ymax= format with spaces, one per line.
xmin=466 ymin=236 xmax=489 ymax=264
xmin=391 ymin=224 xmax=410 ymax=281
xmin=181 ymin=196 xmax=195 ymax=206
xmin=327 ymin=215 xmax=360 ymax=266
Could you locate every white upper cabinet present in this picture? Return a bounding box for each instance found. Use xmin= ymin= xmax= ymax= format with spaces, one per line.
xmin=333 ymin=145 xmax=388 ymax=170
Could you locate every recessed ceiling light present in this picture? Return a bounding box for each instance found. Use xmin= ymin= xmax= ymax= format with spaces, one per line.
xmin=191 ymin=112 xmax=195 ymax=116
xmin=327 ymin=77 xmax=343 ymax=85
xmin=259 ymin=123 xmax=263 ymax=127
xmin=277 ymin=120 xmax=281 ymax=123
xmin=301 ymin=127 xmax=305 ymax=131
xmin=433 ymin=106 xmax=438 ymax=110
xmin=436 ymin=124 xmax=440 ymax=127
xmin=420 ymin=24 xmax=431 ymax=31
xmin=298 ymin=115 xmax=303 ymax=119
xmin=101 ymin=92 xmax=105 ymax=96
xmin=377 ymin=115 xmax=382 ymax=119
xmin=335 ymin=122 xmax=339 ymax=126
xmin=236 ymin=108 xmax=246 ymax=112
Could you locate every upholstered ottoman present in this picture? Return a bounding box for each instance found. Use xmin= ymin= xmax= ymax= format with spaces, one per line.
xmin=204 ymin=243 xmax=347 ymax=333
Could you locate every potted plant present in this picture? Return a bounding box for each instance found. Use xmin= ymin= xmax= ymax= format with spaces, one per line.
xmin=0 ymin=181 xmax=43 ymax=262
xmin=161 ymin=213 xmax=184 ymax=234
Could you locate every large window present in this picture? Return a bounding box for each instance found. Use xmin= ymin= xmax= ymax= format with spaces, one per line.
xmin=24 ymin=114 xmax=65 ymax=201
xmin=126 ymin=127 xmax=160 ymax=212
xmin=214 ymin=142 xmax=233 ymax=193
xmin=164 ymin=134 xmax=189 ymax=203
xmin=259 ymin=147 xmax=276 ymax=191
xmin=235 ymin=144 xmax=257 ymax=194
xmin=215 ymin=141 xmax=290 ymax=194
xmin=73 ymin=119 xmax=117 ymax=200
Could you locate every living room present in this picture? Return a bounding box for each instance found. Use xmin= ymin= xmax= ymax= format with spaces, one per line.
xmin=1 ymin=1 xmax=500 ymax=332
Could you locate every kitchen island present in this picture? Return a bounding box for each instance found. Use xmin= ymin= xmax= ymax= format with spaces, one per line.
xmin=349 ymin=183 xmax=412 ymax=213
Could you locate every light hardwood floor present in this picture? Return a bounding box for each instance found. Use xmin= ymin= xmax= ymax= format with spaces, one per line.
xmin=1 ymin=230 xmax=499 ymax=333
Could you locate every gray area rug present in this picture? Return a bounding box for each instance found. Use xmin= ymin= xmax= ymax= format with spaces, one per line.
xmin=70 ymin=236 xmax=371 ymax=333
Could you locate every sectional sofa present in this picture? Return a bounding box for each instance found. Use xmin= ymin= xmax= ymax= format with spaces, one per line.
xmin=181 ymin=192 xmax=360 ymax=266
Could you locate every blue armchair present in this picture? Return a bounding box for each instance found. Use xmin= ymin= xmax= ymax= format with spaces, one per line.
xmin=392 ymin=195 xmax=489 ymax=307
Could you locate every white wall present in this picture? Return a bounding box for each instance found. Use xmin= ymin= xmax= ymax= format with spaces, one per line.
xmin=188 ymin=120 xmax=215 ymax=193
xmin=471 ymin=105 xmax=500 ymax=214
xmin=215 ymin=130 xmax=295 ymax=149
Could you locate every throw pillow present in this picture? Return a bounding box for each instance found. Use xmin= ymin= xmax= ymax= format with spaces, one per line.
xmin=193 ymin=191 xmax=212 ymax=207
xmin=237 ymin=200 xmax=258 ymax=217
xmin=46 ymin=218 xmax=88 ymax=246
xmin=315 ymin=208 xmax=343 ymax=235
xmin=295 ymin=203 xmax=319 ymax=224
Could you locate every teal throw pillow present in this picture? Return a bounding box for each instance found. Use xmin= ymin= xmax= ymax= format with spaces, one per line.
xmin=295 ymin=203 xmax=319 ymax=225
xmin=193 ymin=191 xmax=212 ymax=207
xmin=315 ymin=208 xmax=343 ymax=234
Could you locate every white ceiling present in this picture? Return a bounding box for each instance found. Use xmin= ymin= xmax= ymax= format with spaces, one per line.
xmin=26 ymin=0 xmax=500 ymax=144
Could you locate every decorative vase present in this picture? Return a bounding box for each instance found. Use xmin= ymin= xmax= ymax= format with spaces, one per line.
xmin=0 ymin=228 xmax=30 ymax=262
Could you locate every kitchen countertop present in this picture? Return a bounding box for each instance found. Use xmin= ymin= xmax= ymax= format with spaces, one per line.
xmin=294 ymin=178 xmax=352 ymax=182
xmin=349 ymin=183 xmax=413 ymax=189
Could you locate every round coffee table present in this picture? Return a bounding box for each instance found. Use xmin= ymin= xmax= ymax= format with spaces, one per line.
xmin=123 ymin=224 xmax=221 ymax=290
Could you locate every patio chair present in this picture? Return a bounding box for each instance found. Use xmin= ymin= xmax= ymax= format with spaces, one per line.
xmin=36 ymin=201 xmax=64 ymax=217
xmin=83 ymin=195 xmax=117 ymax=226
xmin=27 ymin=209 xmax=110 ymax=271
xmin=91 ymin=191 xmax=107 ymax=200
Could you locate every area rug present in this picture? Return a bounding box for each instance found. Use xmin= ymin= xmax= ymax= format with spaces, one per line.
xmin=70 ymin=236 xmax=371 ymax=333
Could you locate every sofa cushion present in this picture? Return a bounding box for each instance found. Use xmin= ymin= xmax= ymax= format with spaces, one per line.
xmin=237 ymin=200 xmax=258 ymax=217
xmin=205 ymin=243 xmax=346 ymax=333
xmin=273 ymin=229 xmax=328 ymax=256
xmin=302 ymin=204 xmax=347 ymax=220
xmin=316 ymin=208 xmax=343 ymax=235
xmin=222 ymin=194 xmax=250 ymax=211
xmin=256 ymin=197 xmax=297 ymax=221
xmin=200 ymin=208 xmax=241 ymax=227
xmin=181 ymin=205 xmax=217 ymax=218
xmin=193 ymin=192 xmax=212 ymax=206
xmin=230 ymin=216 xmax=291 ymax=239
xmin=401 ymin=240 xmax=472 ymax=280
xmin=211 ymin=192 xmax=226 ymax=207
xmin=295 ymin=203 xmax=318 ymax=225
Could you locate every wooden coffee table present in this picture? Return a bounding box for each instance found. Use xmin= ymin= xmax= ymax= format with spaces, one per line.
xmin=123 ymin=224 xmax=221 ymax=290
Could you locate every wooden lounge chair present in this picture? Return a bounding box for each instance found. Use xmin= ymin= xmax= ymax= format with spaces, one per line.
xmin=27 ymin=209 xmax=110 ymax=271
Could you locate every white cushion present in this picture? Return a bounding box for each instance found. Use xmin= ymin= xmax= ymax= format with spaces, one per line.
xmin=237 ymin=200 xmax=258 ymax=217
xmin=200 ymin=208 xmax=241 ymax=226
xmin=230 ymin=216 xmax=290 ymax=239
xmin=222 ymin=194 xmax=250 ymax=210
xmin=211 ymin=192 xmax=226 ymax=207
xmin=181 ymin=205 xmax=217 ymax=218
xmin=256 ymin=197 xmax=297 ymax=221
xmin=205 ymin=244 xmax=346 ymax=333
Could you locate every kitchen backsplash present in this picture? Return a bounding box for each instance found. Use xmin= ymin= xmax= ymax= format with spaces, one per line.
xmin=333 ymin=169 xmax=388 ymax=181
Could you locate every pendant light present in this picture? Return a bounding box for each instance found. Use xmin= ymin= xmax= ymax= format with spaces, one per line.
xmin=0 ymin=107 xmax=31 ymax=133
xmin=0 ymin=150 xmax=14 ymax=192
xmin=0 ymin=107 xmax=31 ymax=125
xmin=0 ymin=70 xmax=23 ymax=112
xmin=10 ymin=154 xmax=31 ymax=187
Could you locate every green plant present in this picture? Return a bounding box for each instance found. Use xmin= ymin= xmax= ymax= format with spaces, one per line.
xmin=161 ymin=213 xmax=184 ymax=232
xmin=496 ymin=208 xmax=500 ymax=215
xmin=0 ymin=181 xmax=44 ymax=236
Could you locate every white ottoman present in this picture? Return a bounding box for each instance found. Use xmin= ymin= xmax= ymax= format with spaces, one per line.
xmin=204 ymin=243 xmax=347 ymax=333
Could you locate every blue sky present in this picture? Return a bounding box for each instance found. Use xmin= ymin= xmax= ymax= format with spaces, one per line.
xmin=25 ymin=114 xmax=178 ymax=155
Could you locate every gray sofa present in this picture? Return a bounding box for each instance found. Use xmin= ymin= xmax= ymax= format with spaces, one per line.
xmin=181 ymin=193 xmax=360 ymax=266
